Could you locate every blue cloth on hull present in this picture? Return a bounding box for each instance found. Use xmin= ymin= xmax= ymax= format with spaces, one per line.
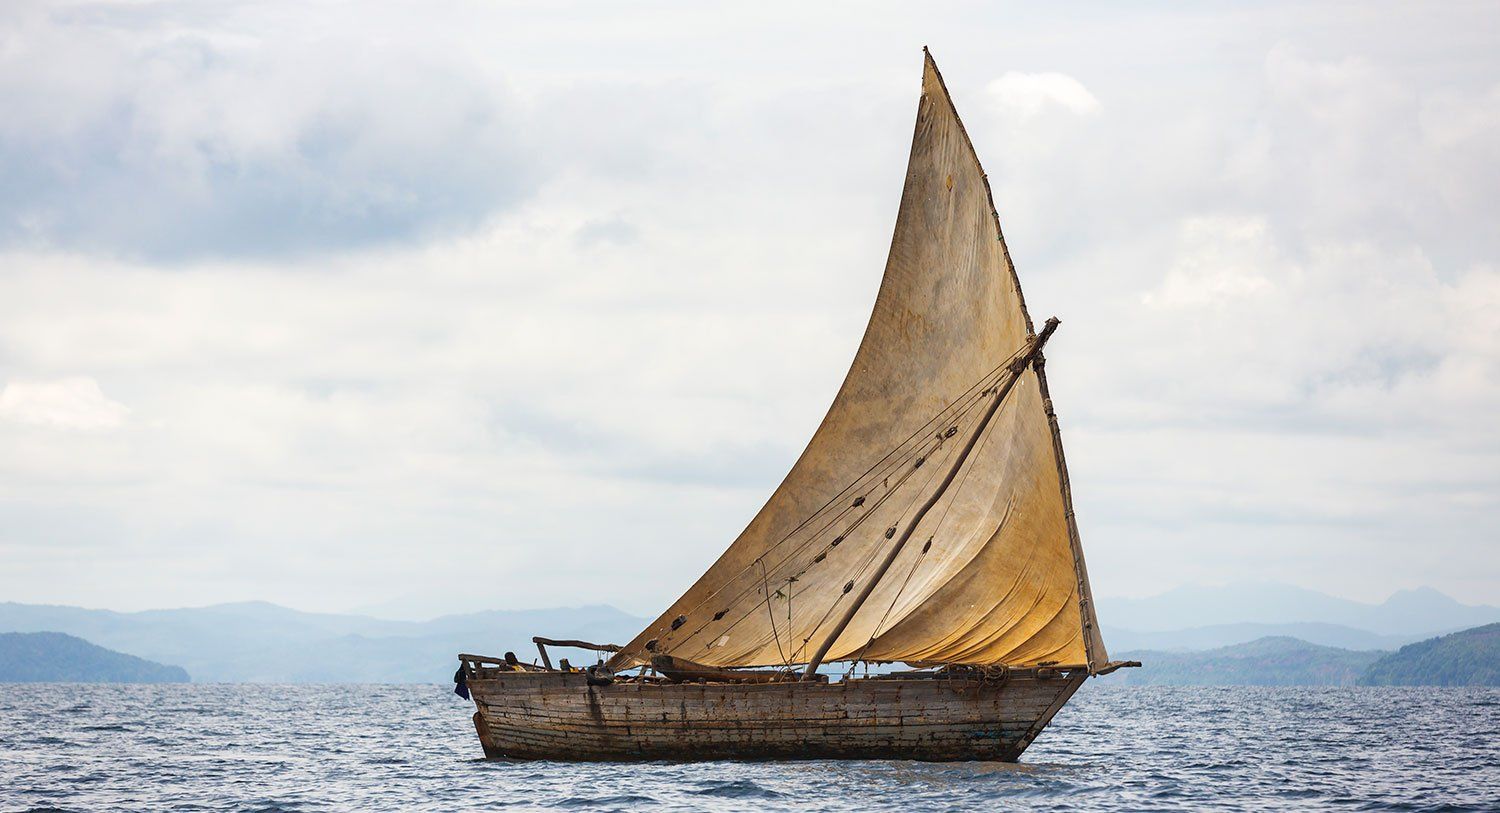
xmin=453 ymin=665 xmax=469 ymax=700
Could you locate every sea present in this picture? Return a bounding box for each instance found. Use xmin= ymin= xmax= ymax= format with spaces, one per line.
xmin=2 ymin=683 xmax=1496 ymax=812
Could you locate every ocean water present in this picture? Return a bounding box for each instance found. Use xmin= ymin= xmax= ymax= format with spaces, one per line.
xmin=1 ymin=683 xmax=1495 ymax=812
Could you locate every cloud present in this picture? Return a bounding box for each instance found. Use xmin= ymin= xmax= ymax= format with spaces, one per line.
xmin=986 ymin=72 xmax=1100 ymax=120
xmin=574 ymin=216 xmax=641 ymax=249
xmin=0 ymin=377 xmax=128 ymax=430
xmin=0 ymin=1 xmax=1496 ymax=614
xmin=1142 ymin=217 xmax=1276 ymax=309
xmin=0 ymin=2 xmax=540 ymax=259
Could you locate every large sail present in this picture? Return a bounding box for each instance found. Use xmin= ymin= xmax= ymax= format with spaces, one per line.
xmin=611 ymin=50 xmax=1108 ymax=673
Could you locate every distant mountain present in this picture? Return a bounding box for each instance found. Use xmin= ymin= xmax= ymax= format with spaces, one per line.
xmin=0 ymin=602 xmax=646 ymax=683
xmin=1359 ymin=623 xmax=1500 ymax=687
xmin=1098 ymin=636 xmax=1386 ymax=686
xmin=347 ymin=592 xmax=522 ymax=622
xmin=1097 ymin=584 xmax=1499 ymax=637
xmin=1103 ymin=622 xmax=1432 ymax=653
xmin=0 ymin=632 xmax=188 ymax=683
xmin=7 ymin=584 xmax=1492 ymax=684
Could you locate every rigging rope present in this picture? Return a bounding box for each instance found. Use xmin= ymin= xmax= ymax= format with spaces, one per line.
xmin=670 ymin=412 xmax=971 ymax=656
xmin=759 ymin=559 xmax=790 ymax=669
xmin=850 ymin=372 xmax=1022 ymax=665
xmin=662 ymin=362 xmax=1022 ymax=664
xmin=791 ymin=419 xmax=961 ymax=662
xmin=674 ymin=369 xmax=1004 ymax=649
xmin=634 ymin=342 xmax=1035 ymax=661
xmin=695 ymin=429 xmax=949 ymax=660
xmin=693 ymin=369 xmax=1003 ymax=665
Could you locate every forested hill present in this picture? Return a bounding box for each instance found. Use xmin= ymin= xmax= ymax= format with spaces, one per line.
xmin=1359 ymin=623 xmax=1500 ymax=686
xmin=1101 ymin=636 xmax=1385 ymax=686
xmin=0 ymin=632 xmax=189 ymax=683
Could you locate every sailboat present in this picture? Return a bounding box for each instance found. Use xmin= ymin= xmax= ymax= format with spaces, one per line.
xmin=456 ymin=48 xmax=1137 ymax=762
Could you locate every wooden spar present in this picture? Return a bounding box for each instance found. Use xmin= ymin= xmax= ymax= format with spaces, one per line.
xmin=531 ymin=637 xmax=622 ymax=653
xmin=1094 ymin=660 xmax=1142 ymax=676
xmin=459 ymin=652 xmax=546 ymax=673
xmin=530 ymin=637 xmax=620 ymax=671
xmin=651 ymin=654 xmax=806 ymax=684
xmin=1033 ymin=354 xmax=1106 ymax=672
xmin=800 ymin=317 xmax=1062 ymax=680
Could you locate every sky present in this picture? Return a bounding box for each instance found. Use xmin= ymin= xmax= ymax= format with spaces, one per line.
xmin=1 ymin=0 xmax=1496 ymax=618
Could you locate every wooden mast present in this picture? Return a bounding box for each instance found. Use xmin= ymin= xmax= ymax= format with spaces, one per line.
xmin=1032 ymin=355 xmax=1106 ymax=672
xmin=800 ymin=317 xmax=1061 ymax=680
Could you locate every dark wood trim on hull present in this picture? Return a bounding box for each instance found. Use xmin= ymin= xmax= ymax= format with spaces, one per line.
xmin=465 ymin=668 xmax=1086 ymax=762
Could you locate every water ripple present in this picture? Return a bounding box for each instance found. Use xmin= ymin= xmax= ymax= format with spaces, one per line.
xmin=0 ymin=683 xmax=1495 ymax=811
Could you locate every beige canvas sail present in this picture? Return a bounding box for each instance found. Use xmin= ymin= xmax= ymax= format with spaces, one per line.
xmin=610 ymin=50 xmax=1108 ymax=673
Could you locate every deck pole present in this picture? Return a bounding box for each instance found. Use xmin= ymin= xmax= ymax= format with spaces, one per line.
xmin=800 ymin=318 xmax=1060 ymax=681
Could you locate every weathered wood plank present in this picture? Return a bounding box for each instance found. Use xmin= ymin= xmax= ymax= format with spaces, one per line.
xmin=468 ymin=671 xmax=1081 ymax=761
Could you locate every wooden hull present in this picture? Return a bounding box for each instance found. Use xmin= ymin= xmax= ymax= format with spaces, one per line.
xmin=466 ymin=668 xmax=1085 ymax=762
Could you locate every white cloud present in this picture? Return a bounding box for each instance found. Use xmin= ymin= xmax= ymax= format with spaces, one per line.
xmin=0 ymin=1 xmax=539 ymax=258
xmin=0 ymin=377 xmax=128 ymax=430
xmin=0 ymin=0 xmax=1496 ymax=613
xmin=1142 ymin=217 xmax=1277 ymax=309
xmin=986 ymin=72 xmax=1100 ymax=120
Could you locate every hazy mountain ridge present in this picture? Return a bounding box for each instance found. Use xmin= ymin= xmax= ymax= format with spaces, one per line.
xmin=4 ymin=583 xmax=1494 ymax=684
xmin=1093 ymin=584 xmax=1500 ymax=686
xmin=0 ymin=632 xmax=189 ymax=683
xmin=1360 ymin=623 xmax=1500 ymax=687
xmin=0 ymin=602 xmax=645 ymax=683
xmin=1100 ymin=636 xmax=1387 ymax=686
xmin=1102 ymin=622 xmax=1444 ymax=653
xmin=1097 ymin=584 xmax=1499 ymax=636
xmin=1100 ymin=625 xmax=1500 ymax=687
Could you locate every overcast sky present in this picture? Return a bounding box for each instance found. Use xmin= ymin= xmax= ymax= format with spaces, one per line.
xmin=1 ymin=1 xmax=1496 ymax=618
